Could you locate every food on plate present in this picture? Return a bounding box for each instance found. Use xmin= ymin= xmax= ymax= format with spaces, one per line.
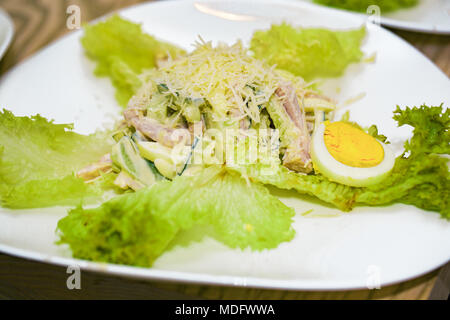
xmin=310 ymin=120 xmax=396 ymax=187
xmin=355 ymin=105 xmax=449 ymax=215
xmin=251 ymin=23 xmax=366 ymax=80
xmin=0 ymin=16 xmax=448 ymax=268
xmin=82 ymin=15 xmax=186 ymax=107
xmin=57 ymin=103 xmax=449 ymax=266
xmin=0 ymin=109 xmax=116 ymax=208
xmin=234 ymin=105 xmax=449 ymax=215
xmin=114 ymin=40 xmax=334 ymax=179
xmin=312 ymin=0 xmax=419 ymax=13
xmin=57 ymin=166 xmax=296 ymax=267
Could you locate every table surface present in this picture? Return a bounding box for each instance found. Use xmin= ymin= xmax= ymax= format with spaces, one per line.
xmin=0 ymin=0 xmax=449 ymax=300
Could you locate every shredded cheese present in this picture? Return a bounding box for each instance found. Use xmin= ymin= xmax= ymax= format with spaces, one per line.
xmin=146 ymin=41 xmax=319 ymax=124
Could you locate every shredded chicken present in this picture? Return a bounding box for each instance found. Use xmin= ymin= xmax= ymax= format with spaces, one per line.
xmin=77 ymin=153 xmax=113 ymax=181
xmin=229 ymin=108 xmax=251 ymax=130
xmin=275 ymin=84 xmax=313 ymax=173
xmin=302 ymin=92 xmax=336 ymax=112
xmin=124 ymin=98 xmax=191 ymax=147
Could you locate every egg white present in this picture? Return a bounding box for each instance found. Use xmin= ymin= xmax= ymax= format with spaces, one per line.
xmin=311 ymin=123 xmax=396 ymax=187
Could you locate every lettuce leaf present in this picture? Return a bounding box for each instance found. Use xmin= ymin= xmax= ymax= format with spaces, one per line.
xmin=356 ymin=153 xmax=449 ymax=216
xmin=81 ymin=15 xmax=186 ymax=107
xmin=0 ymin=109 xmax=114 ymax=208
xmin=357 ymin=105 xmax=449 ymax=217
xmin=392 ymin=104 xmax=449 ymax=155
xmin=232 ymin=105 xmax=449 ymax=219
xmin=57 ymin=166 xmax=295 ymax=267
xmin=313 ymin=0 xmax=418 ymax=13
xmin=250 ymin=23 xmax=366 ymax=81
xmin=230 ymin=164 xmax=356 ymax=211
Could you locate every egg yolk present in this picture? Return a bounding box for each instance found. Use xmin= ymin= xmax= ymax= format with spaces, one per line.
xmin=324 ymin=122 xmax=384 ymax=168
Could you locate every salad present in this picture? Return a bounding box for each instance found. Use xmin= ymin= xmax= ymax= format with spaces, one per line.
xmin=0 ymin=16 xmax=448 ymax=268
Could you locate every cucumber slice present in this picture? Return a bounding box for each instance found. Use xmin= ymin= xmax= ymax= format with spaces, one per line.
xmin=111 ymin=137 xmax=160 ymax=186
xmin=145 ymin=159 xmax=165 ymax=181
xmin=179 ymin=136 xmax=201 ymax=176
xmin=136 ymin=141 xmax=175 ymax=164
xmin=136 ymin=140 xmax=192 ymax=179
xmin=131 ymin=130 xmax=149 ymax=143
xmin=154 ymin=158 xmax=177 ymax=179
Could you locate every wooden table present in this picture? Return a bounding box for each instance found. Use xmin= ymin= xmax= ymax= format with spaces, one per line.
xmin=0 ymin=0 xmax=448 ymax=300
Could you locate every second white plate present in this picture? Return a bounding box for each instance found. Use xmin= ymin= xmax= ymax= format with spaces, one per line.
xmin=0 ymin=8 xmax=14 ymax=60
xmin=297 ymin=0 xmax=450 ymax=34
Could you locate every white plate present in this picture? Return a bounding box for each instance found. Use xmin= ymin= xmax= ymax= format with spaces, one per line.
xmin=297 ymin=0 xmax=450 ymax=34
xmin=0 ymin=8 xmax=14 ymax=60
xmin=0 ymin=0 xmax=449 ymax=291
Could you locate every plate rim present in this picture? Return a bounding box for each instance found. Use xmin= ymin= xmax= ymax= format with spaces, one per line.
xmin=1 ymin=243 xmax=447 ymax=291
xmin=0 ymin=8 xmax=14 ymax=60
xmin=298 ymin=0 xmax=450 ymax=34
xmin=378 ymin=16 xmax=450 ymax=35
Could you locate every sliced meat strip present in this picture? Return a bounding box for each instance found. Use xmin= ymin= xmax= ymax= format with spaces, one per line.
xmin=77 ymin=153 xmax=113 ymax=181
xmin=229 ymin=108 xmax=251 ymax=131
xmin=274 ymin=84 xmax=313 ymax=173
xmin=124 ymin=105 xmax=191 ymax=148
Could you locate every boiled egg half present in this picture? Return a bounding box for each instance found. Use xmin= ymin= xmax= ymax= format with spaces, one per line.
xmin=311 ymin=121 xmax=395 ymax=187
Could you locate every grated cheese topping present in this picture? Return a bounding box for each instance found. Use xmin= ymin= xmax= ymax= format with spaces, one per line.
xmin=145 ymin=40 xmax=313 ymax=124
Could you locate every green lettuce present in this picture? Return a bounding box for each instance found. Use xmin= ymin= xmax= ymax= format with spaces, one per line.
xmin=357 ymin=153 xmax=449 ymax=216
xmin=313 ymin=0 xmax=418 ymax=13
xmin=0 ymin=109 xmax=114 ymax=208
xmin=231 ymin=164 xmax=357 ymax=211
xmin=357 ymin=105 xmax=449 ymax=217
xmin=392 ymin=104 xmax=449 ymax=155
xmin=81 ymin=15 xmax=186 ymax=107
xmin=232 ymin=105 xmax=449 ymax=218
xmin=250 ymin=23 xmax=366 ymax=81
xmin=57 ymin=166 xmax=295 ymax=267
